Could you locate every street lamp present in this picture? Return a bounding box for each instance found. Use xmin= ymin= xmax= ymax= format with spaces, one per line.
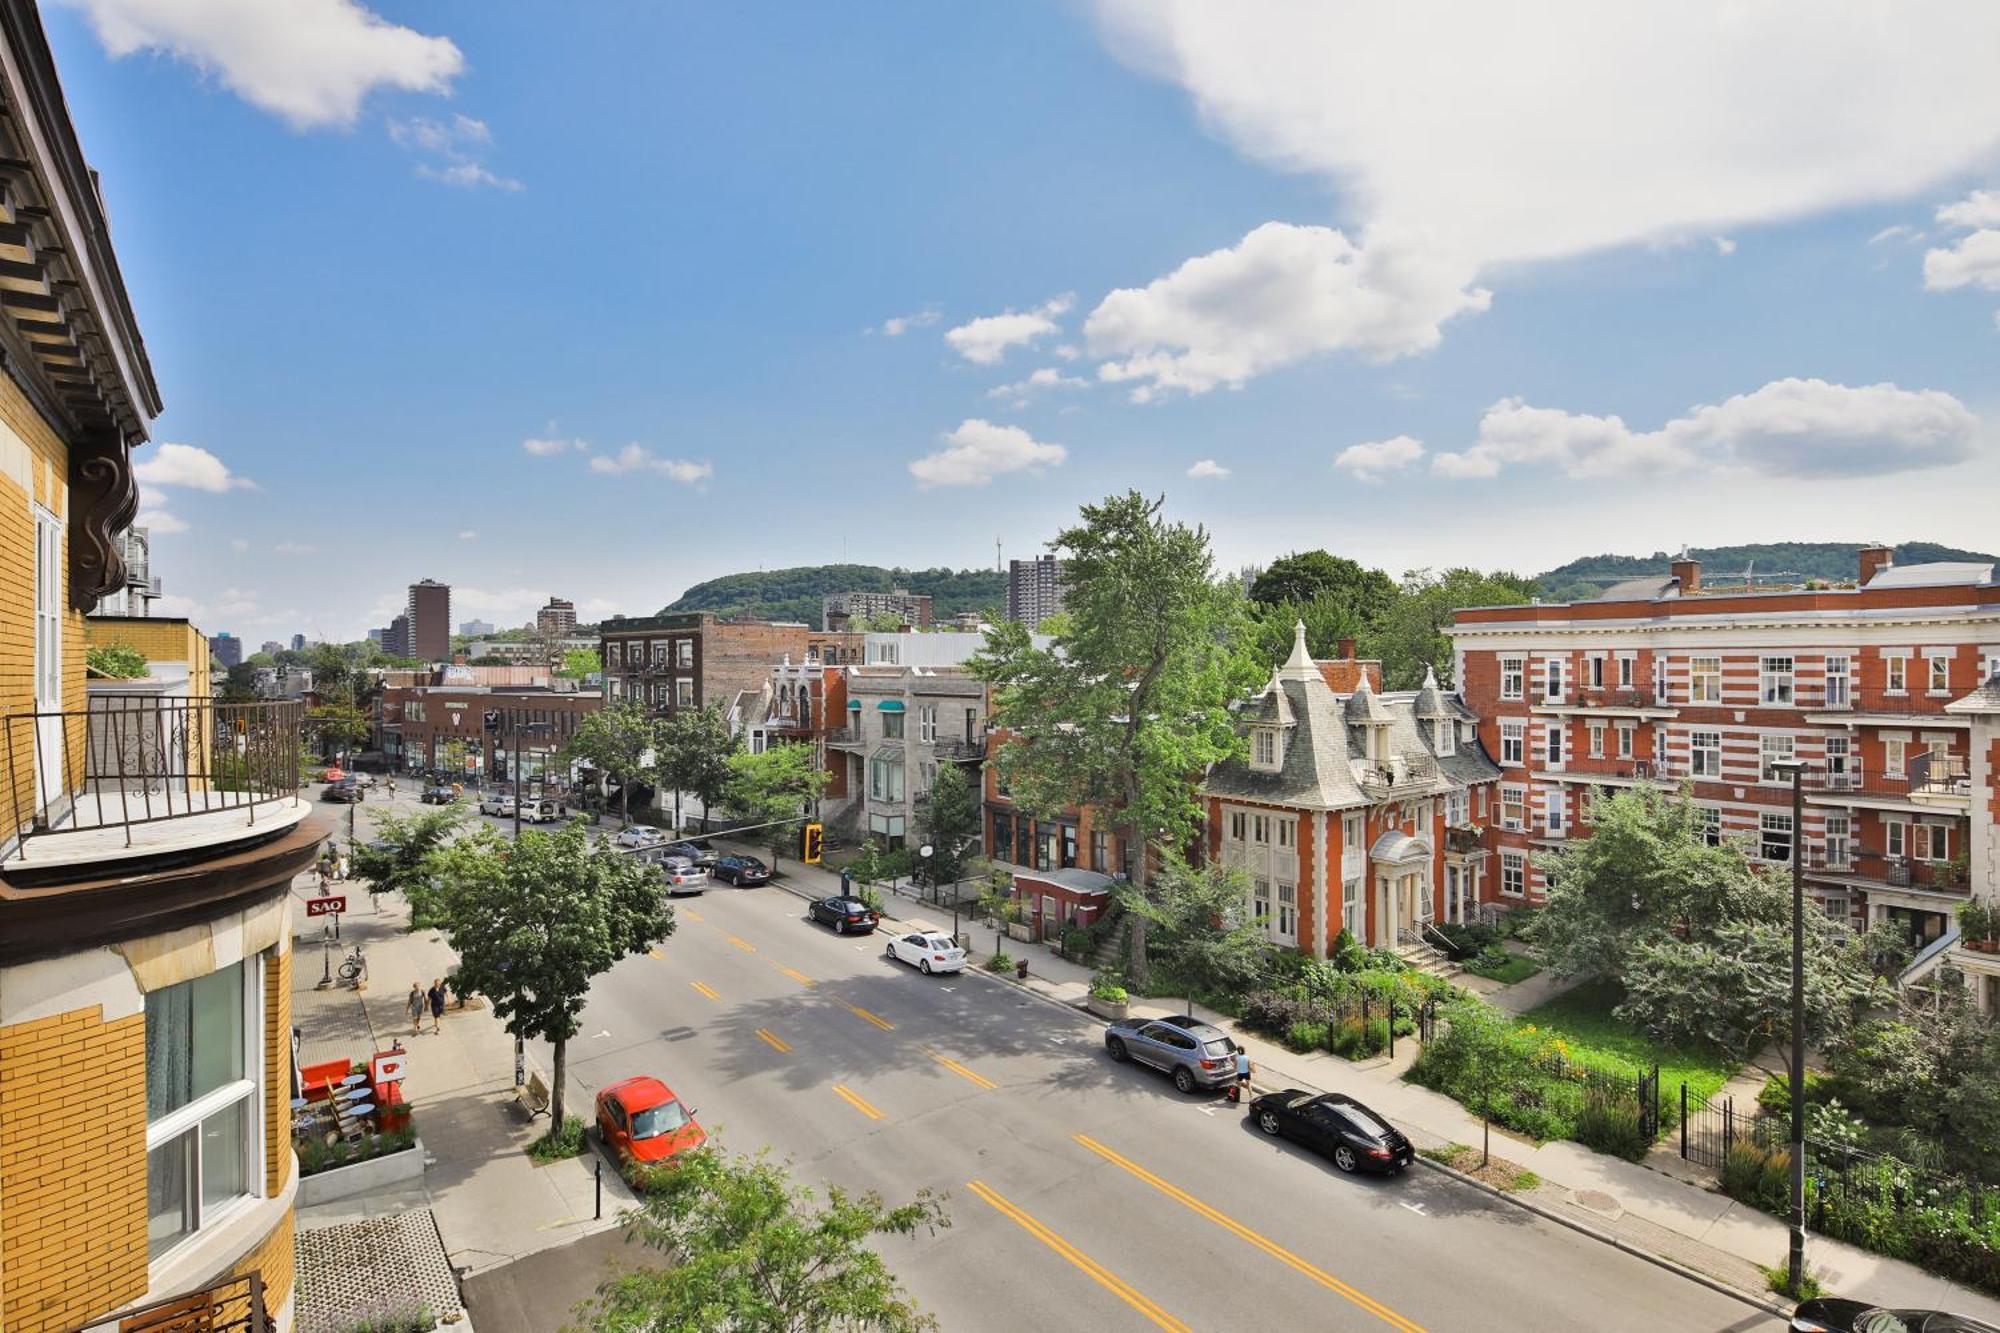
xmin=1769 ymin=755 xmax=1809 ymax=1296
xmin=918 ymin=841 xmax=938 ymax=925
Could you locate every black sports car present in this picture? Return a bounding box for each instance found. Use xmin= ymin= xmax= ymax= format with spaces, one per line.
xmin=713 ymin=855 xmax=770 ymax=885
xmin=1249 ymin=1089 xmax=1413 ymax=1174
xmin=1790 ymin=1299 xmax=2000 ymax=1332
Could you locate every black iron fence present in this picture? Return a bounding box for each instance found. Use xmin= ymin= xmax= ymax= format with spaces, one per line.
xmin=1679 ymin=1085 xmax=1750 ymax=1168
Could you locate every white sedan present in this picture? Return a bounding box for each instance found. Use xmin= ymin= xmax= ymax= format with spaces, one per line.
xmin=616 ymin=825 xmax=669 ymax=848
xmin=884 ymin=931 xmax=966 ymax=975
xmin=660 ymin=861 xmax=708 ymax=896
xmin=478 ymin=792 xmax=516 ymax=817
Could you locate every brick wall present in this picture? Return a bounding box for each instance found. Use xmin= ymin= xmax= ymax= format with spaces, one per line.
xmin=263 ymin=946 xmax=293 ymax=1196
xmin=230 ymin=1207 xmax=294 ymax=1316
xmin=0 ymin=1005 xmax=150 ymax=1331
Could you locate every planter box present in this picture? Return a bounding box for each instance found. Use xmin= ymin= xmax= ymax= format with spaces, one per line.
xmin=297 ymin=1137 xmax=427 ymax=1207
xmin=1005 ymin=922 xmax=1034 ymax=943
xmin=1085 ymin=996 xmax=1128 ymax=1021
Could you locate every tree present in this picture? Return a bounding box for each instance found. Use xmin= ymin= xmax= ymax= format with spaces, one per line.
xmin=915 ymin=763 xmax=979 ymax=887
xmin=1362 ymin=567 xmax=1539 ymax=689
xmin=1117 ymin=856 xmax=1270 ymax=1013
xmin=350 ymin=805 xmax=465 ymax=927
xmin=1248 ymin=550 xmax=1396 ymax=623
xmin=576 ymin=1144 xmax=947 ymax=1332
xmin=434 ymin=820 xmax=672 ymax=1130
xmin=723 ymin=745 xmax=830 ymax=862
xmin=558 ymin=647 xmax=601 ymax=679
xmin=1246 ymin=593 xmax=1367 ymax=667
xmin=970 ymin=492 xmax=1260 ymax=986
xmin=855 ymin=610 xmax=909 ymax=633
xmin=563 ymin=701 xmax=658 ymax=823
xmin=308 ymin=641 xmax=366 ymax=706
xmin=308 ymin=701 xmax=373 ymax=761
xmin=86 ymin=641 xmax=148 ymax=679
xmin=656 ymin=702 xmax=739 ymax=834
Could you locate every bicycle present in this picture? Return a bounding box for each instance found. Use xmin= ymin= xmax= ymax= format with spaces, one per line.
xmin=336 ymin=945 xmax=368 ymax=986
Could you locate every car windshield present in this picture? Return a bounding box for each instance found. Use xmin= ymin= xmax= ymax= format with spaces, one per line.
xmin=1202 ymin=1040 xmax=1234 ymax=1058
xmin=630 ymin=1099 xmax=690 ymax=1139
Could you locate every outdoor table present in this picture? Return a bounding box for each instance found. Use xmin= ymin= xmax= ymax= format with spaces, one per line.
xmin=346 ymin=1102 xmax=375 ymax=1119
xmin=336 ymin=1086 xmax=371 ymax=1101
xmin=339 ymin=1073 xmax=368 ymax=1087
xmin=290 ymin=1098 xmax=311 ymax=1111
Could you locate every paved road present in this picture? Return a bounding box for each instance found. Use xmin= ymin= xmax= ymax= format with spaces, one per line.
xmin=511 ymin=879 xmax=1785 ymax=1333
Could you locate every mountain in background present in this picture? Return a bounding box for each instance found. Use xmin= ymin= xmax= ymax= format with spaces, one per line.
xmin=1535 ymin=541 xmax=1997 ymax=603
xmin=661 ymin=564 xmax=1007 ymax=626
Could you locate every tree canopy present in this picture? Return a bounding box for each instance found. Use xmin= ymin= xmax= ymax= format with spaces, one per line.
xmin=1249 ymin=550 xmax=1397 ymax=621
xmin=1116 ymin=856 xmax=1271 ymax=1012
xmin=915 ymin=763 xmax=979 ymax=887
xmin=1361 ymin=566 xmax=1539 ymax=689
xmin=723 ymin=744 xmax=831 ymax=859
xmin=563 ymin=701 xmax=658 ymax=821
xmin=665 ymin=563 xmax=1004 ymax=625
xmin=656 ymin=702 xmax=739 ymax=833
xmin=350 ymin=803 xmax=466 ymax=927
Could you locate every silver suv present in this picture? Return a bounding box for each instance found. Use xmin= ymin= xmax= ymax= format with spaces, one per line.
xmin=1103 ymin=1017 xmax=1241 ymax=1093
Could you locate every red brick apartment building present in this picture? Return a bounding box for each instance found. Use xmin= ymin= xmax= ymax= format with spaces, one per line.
xmin=1450 ymin=547 xmax=2000 ymax=1006
xmin=598 ymin=612 xmax=858 ymax=718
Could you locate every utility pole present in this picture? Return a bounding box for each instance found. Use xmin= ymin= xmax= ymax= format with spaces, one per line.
xmin=1772 ymin=756 xmax=1809 ymax=1295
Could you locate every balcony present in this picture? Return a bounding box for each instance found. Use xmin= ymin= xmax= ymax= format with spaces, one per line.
xmin=931 ymin=736 xmax=986 ymax=762
xmin=1445 ymin=824 xmax=1486 ymax=855
xmin=1802 ymin=756 xmax=1969 ymax=808
xmin=1356 ymin=753 xmax=1439 ymax=798
xmin=3 ymin=698 xmax=309 ymax=871
xmin=1535 ymin=688 xmax=1678 ymax=718
xmin=1802 ymin=700 xmax=1969 ymax=727
xmin=1556 ymin=755 xmax=1677 ymax=784
xmin=114 ymin=1272 xmax=269 ymax=1331
xmin=824 ymin=727 xmax=865 ymax=748
xmin=1805 ymin=850 xmax=1970 ymax=898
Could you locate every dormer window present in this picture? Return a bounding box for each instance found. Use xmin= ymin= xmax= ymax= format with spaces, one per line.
xmin=1252 ymin=726 xmax=1281 ymax=770
xmin=1434 ymin=719 xmax=1455 ymax=757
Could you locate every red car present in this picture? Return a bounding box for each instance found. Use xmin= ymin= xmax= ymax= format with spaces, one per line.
xmin=595 ymin=1075 xmax=706 ymax=1165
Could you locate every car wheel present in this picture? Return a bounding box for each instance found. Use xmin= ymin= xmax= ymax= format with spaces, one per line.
xmin=1258 ymin=1110 xmax=1283 ymax=1137
xmin=920 ymin=958 xmax=932 ymax=975
xmin=1172 ymin=1066 xmax=1197 ymax=1094
xmin=833 ymin=918 xmax=845 ymax=935
xmin=1106 ymin=1036 xmax=1129 ymax=1063
xmin=1332 ymin=1145 xmax=1359 ymax=1174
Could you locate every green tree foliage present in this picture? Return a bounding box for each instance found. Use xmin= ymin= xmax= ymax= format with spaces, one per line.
xmin=914 ymin=763 xmax=979 ymax=886
xmin=971 ymin=492 xmax=1260 ymax=985
xmin=578 ymin=1144 xmax=946 ymax=1333
xmin=655 ymin=702 xmax=739 ymax=833
xmin=723 ymin=744 xmax=831 ymax=860
xmin=308 ymin=701 xmax=373 ymax=760
xmin=350 ymin=805 xmax=466 ymax=927
xmin=558 ymin=647 xmax=601 ymax=678
xmin=1362 ymin=567 xmax=1539 ymax=688
xmin=308 ymin=641 xmax=367 ymax=706
xmin=664 ymin=564 xmax=1005 ymax=625
xmin=1536 ymin=540 xmax=1998 ymax=603
xmin=1248 ymin=550 xmax=1397 ymax=620
xmin=563 ymin=701 xmax=658 ymax=823
xmin=86 ymin=641 xmax=149 ymax=679
xmin=434 ymin=820 xmax=673 ymax=1130
xmin=1823 ymin=996 xmax=2000 ymax=1182
xmin=1118 ymin=856 xmax=1271 ymax=1010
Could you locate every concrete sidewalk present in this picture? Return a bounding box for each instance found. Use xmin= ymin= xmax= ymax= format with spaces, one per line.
xmin=751 ymin=851 xmax=2000 ymax=1322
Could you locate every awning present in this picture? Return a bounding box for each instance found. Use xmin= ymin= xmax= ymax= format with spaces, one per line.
xmin=876 ymin=700 xmax=905 ymax=712
xmin=847 ymin=699 xmax=861 ymax=710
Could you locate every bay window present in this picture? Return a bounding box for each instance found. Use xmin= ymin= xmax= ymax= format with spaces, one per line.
xmin=146 ymin=960 xmax=260 ymax=1261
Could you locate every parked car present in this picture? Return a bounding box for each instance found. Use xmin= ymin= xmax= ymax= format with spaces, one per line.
xmin=350 ymin=771 xmax=378 ymax=788
xmin=519 ymin=798 xmax=569 ymax=823
xmin=1249 ymin=1089 xmax=1413 ymax=1175
xmin=885 ymin=930 xmax=966 ymax=975
xmin=321 ymin=778 xmax=363 ymax=804
xmin=617 ymin=825 xmax=669 ymax=848
xmin=595 ymin=1075 xmax=706 ymax=1167
xmin=664 ymin=839 xmax=718 ymax=867
xmin=1789 ymin=1300 xmax=2000 ymax=1332
xmin=419 ymin=785 xmax=457 ymax=805
xmin=478 ymin=792 xmax=517 ymax=817
xmin=808 ymin=895 xmax=880 ymax=935
xmin=712 ymin=854 xmax=770 ymax=886
xmin=1102 ymin=1017 xmax=1240 ymax=1093
xmin=659 ymin=862 xmax=708 ymax=896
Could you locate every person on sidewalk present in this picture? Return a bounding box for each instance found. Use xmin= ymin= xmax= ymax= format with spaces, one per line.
xmin=407 ymin=982 xmax=425 ymax=1036
xmin=426 ymin=978 xmax=446 ymax=1035
xmin=1228 ymin=1050 xmax=1253 ymax=1104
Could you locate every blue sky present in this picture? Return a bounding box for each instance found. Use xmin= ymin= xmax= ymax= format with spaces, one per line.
xmin=43 ymin=1 xmax=2000 ymax=642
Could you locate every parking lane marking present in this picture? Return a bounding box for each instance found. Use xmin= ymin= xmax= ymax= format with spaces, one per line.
xmin=921 ymin=1047 xmax=997 ymax=1090
xmin=965 ymin=1180 xmax=1190 ymax=1333
xmin=836 ymin=999 xmax=894 ymax=1031
xmin=725 ymin=934 xmax=757 ymax=953
xmin=1071 ymin=1134 xmax=1425 ymax=1333
xmin=755 ymin=1028 xmax=792 ymax=1054
xmin=831 ymin=1083 xmax=883 ymax=1120
xmin=689 ymin=981 xmax=721 ymax=1002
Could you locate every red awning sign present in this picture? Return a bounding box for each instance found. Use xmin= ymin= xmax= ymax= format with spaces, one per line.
xmin=306 ymin=896 xmax=347 ymax=917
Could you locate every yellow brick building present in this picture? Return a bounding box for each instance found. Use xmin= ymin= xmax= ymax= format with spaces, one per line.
xmin=0 ymin=4 xmax=324 ymax=1329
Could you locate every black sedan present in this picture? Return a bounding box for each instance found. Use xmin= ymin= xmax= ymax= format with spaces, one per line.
xmin=1791 ymin=1299 xmax=2000 ymax=1332
xmin=419 ymin=784 xmax=458 ymax=805
xmin=808 ymin=895 xmax=879 ymax=935
xmin=1250 ymin=1089 xmax=1413 ymax=1175
xmin=713 ymin=855 xmax=770 ymax=886
xmin=321 ymin=778 xmax=363 ymax=804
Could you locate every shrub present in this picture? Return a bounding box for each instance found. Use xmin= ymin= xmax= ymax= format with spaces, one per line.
xmin=1756 ymin=1071 xmax=1827 ymax=1119
xmin=984 ymin=951 xmax=1014 ymax=972
xmin=1574 ymin=1101 xmax=1649 ymax=1159
xmin=86 ymin=641 xmax=149 ymax=679
xmin=1089 ymin=967 xmax=1128 ymax=1004
xmin=1286 ymin=1020 xmax=1330 ymax=1052
xmin=297 ymin=1124 xmax=417 ymax=1178
xmin=527 ymin=1115 xmax=586 ymax=1165
xmin=1062 ymin=926 xmax=1094 ymax=960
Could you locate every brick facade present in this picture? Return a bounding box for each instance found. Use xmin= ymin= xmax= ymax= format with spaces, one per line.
xmin=600 ymin=612 xmax=846 ymax=719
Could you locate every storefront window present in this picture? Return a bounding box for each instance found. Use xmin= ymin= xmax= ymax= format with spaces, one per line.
xmin=145 ymin=960 xmax=258 ymax=1260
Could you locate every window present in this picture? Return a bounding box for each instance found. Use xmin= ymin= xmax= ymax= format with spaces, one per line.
xmin=1760 ymin=734 xmax=1795 ymax=783
xmin=1543 ymin=658 xmax=1566 ymax=703
xmin=677 ymin=639 xmax=693 ymax=668
xmin=1588 ymin=722 xmax=1606 ymax=758
xmin=1886 ymin=654 xmax=1908 ymax=695
xmin=1928 ymin=654 xmax=1951 ymax=695
xmin=1276 ymin=883 xmax=1297 ymax=941
xmin=146 ymin=961 xmax=259 ymax=1260
xmin=1251 ymin=814 xmax=1270 ymax=844
xmin=1343 ymin=877 xmax=1363 ymax=937
xmin=882 ymin=710 xmax=905 ymax=740
xmin=1444 ymin=789 xmax=1468 ymax=826
xmin=1500 ymin=721 xmax=1525 ymax=766
xmin=1823 ymin=735 xmax=1851 ymax=784
xmin=1759 ymin=813 xmax=1794 ymax=863
xmin=1760 ymin=656 xmax=1794 ymax=705
xmin=1434 ymin=719 xmax=1455 ymax=757
xmin=1501 ymin=851 xmax=1526 ymax=897
xmin=1884 ymin=737 xmax=1907 ymax=778
xmin=1253 ymin=728 xmax=1277 ymax=768
xmin=917 ymin=705 xmax=937 ymax=742
xmin=1618 ymin=656 xmax=1635 ymax=688
xmin=1091 ymin=829 xmax=1108 ymax=872
xmin=965 ymin=708 xmax=979 ymax=744
xmin=1616 ymin=724 xmax=1635 ymax=760
xmin=1915 ymin=823 xmax=1951 ymax=863
xmin=1252 ymin=878 xmax=1272 ymax=925
xmin=868 ymin=752 xmax=904 ymax=801
xmin=1276 ymin=819 xmax=1294 ymax=849
xmin=1587 ymin=656 xmax=1606 ymax=688
xmin=1228 ymin=810 xmax=1247 ymax=842
xmin=1691 ymin=657 xmax=1721 ymax=703
xmin=1342 ymin=812 xmax=1363 ymax=852
xmin=1824 ymin=814 xmax=1851 ymax=868
xmin=1695 ymin=807 xmax=1722 ymax=847
xmin=1823 ymin=656 xmax=1850 ymax=707
xmin=1543 ymin=724 xmax=1564 ymax=767
xmin=675 ymin=678 xmax=694 ymax=708
xmin=1501 ymin=785 xmax=1526 ymax=831
xmin=1543 ymin=788 xmax=1566 ymax=836
xmin=1500 ymin=656 xmax=1524 ymax=701
xmin=1885 ymin=819 xmax=1907 ymax=859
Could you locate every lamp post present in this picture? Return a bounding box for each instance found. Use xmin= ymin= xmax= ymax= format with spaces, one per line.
xmin=1770 ymin=755 xmax=1809 ymax=1296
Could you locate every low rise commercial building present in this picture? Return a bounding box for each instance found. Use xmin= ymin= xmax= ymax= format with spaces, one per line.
xmin=377 ymin=683 xmax=599 ymax=783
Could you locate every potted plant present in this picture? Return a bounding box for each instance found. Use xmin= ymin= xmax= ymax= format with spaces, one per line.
xmin=1086 ymin=968 xmax=1129 ymax=1021
xmin=1958 ymin=902 xmax=1995 ymax=952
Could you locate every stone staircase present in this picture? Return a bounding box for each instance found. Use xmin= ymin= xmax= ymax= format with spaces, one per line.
xmin=1395 ymin=931 xmax=1465 ymax=981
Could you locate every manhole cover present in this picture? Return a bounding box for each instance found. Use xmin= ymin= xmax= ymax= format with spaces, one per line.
xmin=1571 ymin=1189 xmax=1620 ymax=1215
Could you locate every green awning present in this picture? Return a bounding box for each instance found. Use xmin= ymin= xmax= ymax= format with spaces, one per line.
xmin=847 ymin=699 xmax=861 ymax=710
xmin=876 ymin=700 xmax=905 ymax=712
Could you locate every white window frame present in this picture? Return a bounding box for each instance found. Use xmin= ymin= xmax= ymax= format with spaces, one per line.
xmin=1227 ymin=810 xmax=1246 ymax=843
xmin=1885 ymin=654 xmax=1908 ymax=696
xmin=1760 ymin=656 xmax=1795 ymax=706
xmin=1617 ymin=656 xmax=1635 ymax=689
xmin=1760 ymin=734 xmax=1795 ymax=784
xmin=1822 ymin=656 xmax=1850 ymax=708
xmin=1914 ymin=822 xmax=1952 ymax=863
xmin=1251 ymin=814 xmax=1270 ymax=845
xmin=1884 ymin=736 xmax=1907 ymax=779
xmin=1759 ymin=812 xmax=1794 ymax=863
xmin=1615 ymin=724 xmax=1635 ymax=760
xmin=1823 ymin=814 xmax=1851 ymax=868
xmin=1928 ymin=654 xmax=1951 ymax=696
xmin=1444 ymin=789 xmax=1468 ymax=826
xmin=1689 ymin=730 xmax=1721 ymax=778
xmin=1823 ymin=734 xmax=1851 ymax=781
xmin=1499 ymin=721 xmax=1525 ymax=767
xmin=1587 ymin=721 xmax=1605 ymax=758
xmin=1543 ymin=724 xmax=1565 ymax=767
xmin=32 ymin=505 xmax=63 ymax=806
xmin=1695 ymin=806 xmax=1722 ymax=847
xmin=1690 ymin=656 xmax=1721 ymax=703
xmin=1543 ymin=658 xmax=1567 ymax=704
xmin=1275 ymin=882 xmax=1298 ymax=943
xmin=1500 ymin=784 xmax=1526 ymax=832
xmin=918 ymin=704 xmax=937 ymax=743
xmin=1434 ymin=718 xmax=1455 ymax=757
xmin=1499 ymin=656 xmax=1524 ymax=701
xmin=1500 ymin=850 xmax=1525 ymax=897
xmin=1543 ymin=787 xmax=1566 ymax=836
xmin=1253 ymin=727 xmax=1277 ymax=769
xmin=1276 ymin=818 xmax=1294 ymax=850
xmin=1886 ymin=818 xmax=1907 ymax=860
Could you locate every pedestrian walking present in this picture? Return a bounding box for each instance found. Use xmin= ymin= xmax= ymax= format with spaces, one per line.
xmin=1228 ymin=1048 xmax=1252 ymax=1104
xmin=840 ymin=867 xmax=852 ymax=895
xmin=316 ymin=863 xmax=331 ymax=895
xmin=406 ymin=982 xmax=425 ymax=1036
xmin=426 ymin=978 xmax=446 ymax=1035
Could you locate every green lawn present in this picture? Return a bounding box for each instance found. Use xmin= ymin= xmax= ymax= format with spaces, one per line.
xmin=1464 ymin=952 xmax=1541 ymax=985
xmin=1518 ymin=978 xmax=1738 ymax=1105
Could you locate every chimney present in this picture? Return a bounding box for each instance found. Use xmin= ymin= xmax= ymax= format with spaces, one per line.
xmin=1670 ymin=550 xmax=1701 ymax=594
xmin=1858 ymin=544 xmax=1895 ymax=585
xmin=1335 ymin=637 xmax=1356 ymax=661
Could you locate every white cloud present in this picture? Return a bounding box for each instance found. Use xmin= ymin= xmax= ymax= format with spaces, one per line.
xmin=908 ymin=419 xmax=1067 ymax=487
xmin=522 ymin=433 xmax=587 ymax=457
xmin=154 ymin=593 xmax=201 ymax=618
xmin=1430 ymin=378 xmax=1979 ymax=481
xmin=61 ymin=0 xmax=463 ymax=130
xmin=273 ymin=541 xmax=318 ymax=556
xmin=133 ymin=442 xmax=254 ymax=492
xmin=206 ymin=588 xmax=259 ymax=620
xmin=587 ymin=444 xmax=714 ymax=484
xmin=1185 ymin=459 xmax=1231 ymax=479
xmin=944 ymin=294 xmax=1075 ymax=365
xmin=1712 ymin=237 xmax=1736 ymax=256
xmin=136 ymin=504 xmax=188 ymax=534
xmin=457 ymin=530 xmax=478 ymax=541
xmin=228 ymin=538 xmax=250 ymax=553
xmin=1086 ymin=223 xmax=1489 ymax=401
xmin=1334 ymin=435 xmax=1426 ymax=482
xmin=875 ymin=307 xmax=941 ymax=337
xmin=1869 ymin=224 xmax=1924 ymax=246
xmin=416 ymin=161 xmax=523 ymax=192
xmin=1937 ymin=191 xmax=2000 ymax=230
xmin=1923 ymin=191 xmax=2000 ymax=293
xmin=985 ymin=366 xmax=1090 ymax=406
xmin=390 ymin=112 xmax=520 ymax=191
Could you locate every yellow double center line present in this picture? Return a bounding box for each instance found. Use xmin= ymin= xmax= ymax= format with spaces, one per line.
xmin=769 ymin=962 xmax=817 ymax=988
xmin=1072 ymin=1134 xmax=1424 ymax=1332
xmin=966 ymin=1180 xmax=1189 ymax=1333
xmin=835 ymin=999 xmax=894 ymax=1031
xmin=755 ymin=1028 xmax=791 ymax=1054
xmin=724 ymin=933 xmax=757 ymax=953
xmin=688 ymin=981 xmax=721 ymax=1001
xmin=921 ymin=1046 xmax=997 ymax=1090
xmin=831 ymin=1083 xmax=883 ymax=1120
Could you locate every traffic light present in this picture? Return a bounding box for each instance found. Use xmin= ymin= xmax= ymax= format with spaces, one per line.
xmin=801 ymin=822 xmax=824 ymax=864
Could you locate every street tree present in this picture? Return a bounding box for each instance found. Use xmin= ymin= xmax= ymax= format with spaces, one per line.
xmin=656 ymin=701 xmax=739 ymax=835
xmin=557 ymin=647 xmax=600 ymax=679
xmin=434 ymin=820 xmax=672 ymax=1131
xmin=1117 ymin=856 xmax=1270 ymax=1013
xmin=971 ymin=492 xmax=1260 ymax=986
xmin=1248 ymin=550 xmax=1396 ymax=623
xmin=349 ymin=804 xmax=466 ymax=927
xmin=308 ymin=701 xmax=373 ymax=763
xmin=562 ymin=700 xmax=658 ymax=823
xmin=578 ymin=1144 xmax=947 ymax=1333
xmin=722 ymin=744 xmax=830 ymax=862
xmin=1362 ymin=567 xmax=1538 ymax=689
xmin=914 ymin=763 xmax=979 ymax=887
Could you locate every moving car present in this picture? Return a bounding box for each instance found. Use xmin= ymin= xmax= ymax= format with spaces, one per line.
xmin=616 ymin=825 xmax=669 ymax=848
xmin=321 ymin=778 xmax=363 ymax=804
xmin=1250 ymin=1089 xmax=1413 ymax=1174
xmin=665 ymin=839 xmax=718 ymax=867
xmin=658 ymin=861 xmax=708 ymax=895
xmin=809 ymin=895 xmax=879 ymax=935
xmin=595 ymin=1075 xmax=706 ymax=1167
xmin=1103 ymin=1017 xmax=1240 ymax=1093
xmin=519 ymin=798 xmax=569 ymax=823
xmin=712 ymin=854 xmax=770 ymax=886
xmin=1790 ymin=1300 xmax=2000 ymax=1332
xmin=478 ymin=792 xmax=517 ymax=817
xmin=885 ymin=930 xmax=966 ymax=974
xmin=419 ymin=785 xmax=457 ymax=805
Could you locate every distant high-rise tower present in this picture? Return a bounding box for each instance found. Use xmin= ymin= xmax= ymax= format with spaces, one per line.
xmin=1007 ymin=555 xmax=1066 ymax=630
xmin=406 ymin=579 xmax=450 ymax=661
xmin=291 ymin=633 xmax=306 ymax=652
xmin=382 ymin=615 xmax=411 ymax=658
xmin=208 ymin=632 xmax=242 ymax=669
xmin=537 ymin=597 xmax=577 ymax=636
